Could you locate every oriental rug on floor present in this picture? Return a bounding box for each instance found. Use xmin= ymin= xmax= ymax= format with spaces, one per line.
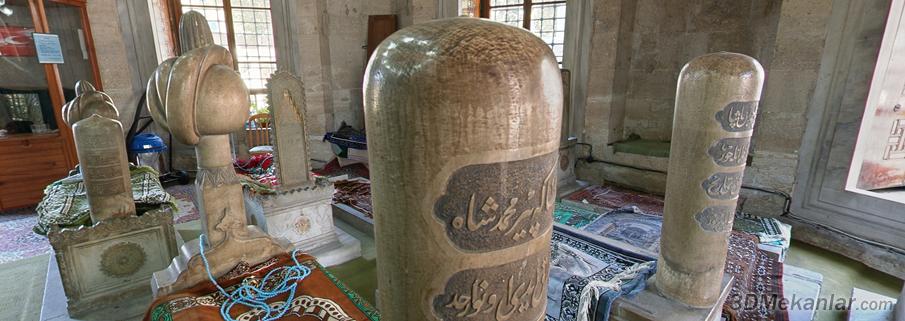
xmin=547 ymin=226 xmax=656 ymax=321
xmin=560 ymin=185 xmax=789 ymax=321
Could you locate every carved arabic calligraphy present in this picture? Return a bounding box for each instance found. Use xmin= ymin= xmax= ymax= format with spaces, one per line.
xmin=694 ymin=206 xmax=735 ymax=233
xmin=433 ymin=252 xmax=549 ymax=320
xmin=708 ymin=137 xmax=751 ymax=167
xmin=701 ymin=171 xmax=743 ymax=200
xmin=435 ymin=152 xmax=557 ymax=252
xmin=715 ymin=101 xmax=758 ymax=132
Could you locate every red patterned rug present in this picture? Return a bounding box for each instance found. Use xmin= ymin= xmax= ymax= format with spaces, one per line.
xmin=564 ymin=184 xmax=665 ymax=214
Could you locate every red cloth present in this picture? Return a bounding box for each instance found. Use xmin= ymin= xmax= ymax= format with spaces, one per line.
xmin=144 ymin=253 xmax=379 ymax=321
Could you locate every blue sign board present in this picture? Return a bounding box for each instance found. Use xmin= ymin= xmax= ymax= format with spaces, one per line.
xmin=33 ymin=33 xmax=64 ymax=64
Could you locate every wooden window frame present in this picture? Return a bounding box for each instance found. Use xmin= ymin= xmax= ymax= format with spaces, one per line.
xmin=21 ymin=0 xmax=103 ymax=166
xmin=479 ymin=0 xmax=567 ymax=29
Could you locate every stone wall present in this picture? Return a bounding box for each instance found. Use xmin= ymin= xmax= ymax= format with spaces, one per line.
xmin=326 ymin=0 xmax=394 ymax=131
xmin=742 ymin=0 xmax=834 ymax=215
xmin=576 ymin=0 xmax=835 ymax=217
xmin=616 ymin=0 xmax=782 ymax=142
xmin=86 ymin=0 xmax=143 ymax=131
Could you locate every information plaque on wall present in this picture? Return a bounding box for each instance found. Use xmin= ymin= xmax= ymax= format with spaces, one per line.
xmin=33 ymin=32 xmax=64 ymax=64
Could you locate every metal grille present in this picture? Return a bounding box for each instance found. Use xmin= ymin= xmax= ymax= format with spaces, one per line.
xmin=249 ymin=92 xmax=269 ymax=116
xmin=178 ymin=0 xmax=276 ymax=114
xmin=529 ymin=3 xmax=566 ymax=63
xmin=459 ymin=0 xmax=479 ymax=17
xmin=490 ymin=6 xmax=524 ymax=28
xmin=239 ymin=62 xmax=277 ymax=91
xmin=486 ymin=0 xmax=568 ymax=64
xmin=180 ymin=5 xmax=229 ymax=46
xmin=231 ymin=0 xmax=268 ymax=8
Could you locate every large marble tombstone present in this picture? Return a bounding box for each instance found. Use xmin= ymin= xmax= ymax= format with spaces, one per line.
xmin=244 ymin=71 xmax=361 ymax=267
xmin=364 ymin=18 xmax=561 ymax=321
xmin=611 ymin=52 xmax=764 ymax=321
xmin=146 ymin=11 xmax=290 ymax=297
xmin=46 ymin=81 xmax=178 ymax=318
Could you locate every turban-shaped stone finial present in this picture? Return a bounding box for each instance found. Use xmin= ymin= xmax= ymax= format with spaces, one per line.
xmin=146 ymin=47 xmax=248 ymax=146
xmin=62 ymin=80 xmax=118 ymax=127
xmin=179 ymin=11 xmax=215 ymax=53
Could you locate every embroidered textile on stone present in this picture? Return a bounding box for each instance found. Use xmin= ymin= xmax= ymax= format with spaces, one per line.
xmin=146 ymin=253 xmax=379 ymax=321
xmin=546 ymin=227 xmax=655 ymax=321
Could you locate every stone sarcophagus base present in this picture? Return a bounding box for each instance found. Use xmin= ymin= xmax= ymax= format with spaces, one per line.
xmin=244 ymin=180 xmax=361 ymax=267
xmin=610 ymin=275 xmax=734 ymax=321
xmin=557 ymin=142 xmax=587 ymax=197
xmin=46 ymin=210 xmax=178 ymax=317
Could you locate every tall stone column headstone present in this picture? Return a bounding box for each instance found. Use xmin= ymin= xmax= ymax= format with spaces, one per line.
xmin=656 ymin=52 xmax=764 ymax=308
xmin=242 ymin=71 xmax=361 ymax=266
xmin=146 ymin=11 xmax=289 ymax=297
xmin=268 ymin=70 xmax=313 ymax=189
xmin=364 ymin=18 xmax=561 ymax=321
xmin=63 ymin=80 xmax=134 ymax=221
xmin=72 ymin=115 xmax=136 ymax=221
xmin=47 ymin=81 xmax=178 ymax=318
xmin=62 ymin=81 xmax=117 ymax=126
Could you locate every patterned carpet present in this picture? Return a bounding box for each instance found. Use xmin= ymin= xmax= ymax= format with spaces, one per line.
xmin=564 ymin=184 xmax=665 ymax=214
xmin=0 ymin=208 xmax=50 ymax=265
xmin=0 ymin=184 xmax=199 ymax=264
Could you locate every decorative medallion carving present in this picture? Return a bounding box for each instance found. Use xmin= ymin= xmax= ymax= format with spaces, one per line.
xmin=694 ymin=206 xmax=735 ymax=233
xmin=714 ymin=101 xmax=758 ymax=132
xmin=294 ymin=216 xmax=311 ymax=235
xmin=708 ymin=137 xmax=751 ymax=167
xmin=100 ymin=242 xmax=147 ymax=278
xmin=701 ymin=171 xmax=743 ymax=200
xmin=435 ymin=152 xmax=557 ymax=252
xmin=433 ymin=251 xmax=549 ymax=321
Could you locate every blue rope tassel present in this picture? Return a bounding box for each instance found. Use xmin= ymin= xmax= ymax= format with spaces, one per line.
xmin=198 ymin=234 xmax=311 ymax=321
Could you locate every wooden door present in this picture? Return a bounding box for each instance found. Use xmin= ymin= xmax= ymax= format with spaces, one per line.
xmin=366 ymin=15 xmax=397 ymax=62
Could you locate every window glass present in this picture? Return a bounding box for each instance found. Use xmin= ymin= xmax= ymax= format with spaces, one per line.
xmin=178 ymin=0 xmax=276 ymax=114
xmin=486 ymin=0 xmax=568 ymax=64
xmin=0 ymin=0 xmax=57 ymax=134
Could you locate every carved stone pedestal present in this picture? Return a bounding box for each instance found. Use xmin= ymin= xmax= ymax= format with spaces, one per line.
xmin=610 ymin=275 xmax=734 ymax=321
xmin=557 ymin=142 xmax=588 ymax=197
xmin=44 ymin=210 xmax=178 ymax=318
xmin=244 ymin=180 xmax=361 ymax=267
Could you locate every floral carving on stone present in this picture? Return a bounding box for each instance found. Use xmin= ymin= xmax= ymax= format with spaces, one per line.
xmin=100 ymin=242 xmax=147 ymax=278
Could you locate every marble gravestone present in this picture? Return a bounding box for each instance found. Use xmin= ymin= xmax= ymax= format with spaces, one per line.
xmin=44 ymin=81 xmax=178 ymax=318
xmin=364 ymin=18 xmax=561 ymax=321
xmin=556 ymin=68 xmax=586 ymax=197
xmin=244 ymin=70 xmax=361 ymax=267
xmin=611 ymin=52 xmax=764 ymax=321
xmin=146 ymin=11 xmax=290 ymax=297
